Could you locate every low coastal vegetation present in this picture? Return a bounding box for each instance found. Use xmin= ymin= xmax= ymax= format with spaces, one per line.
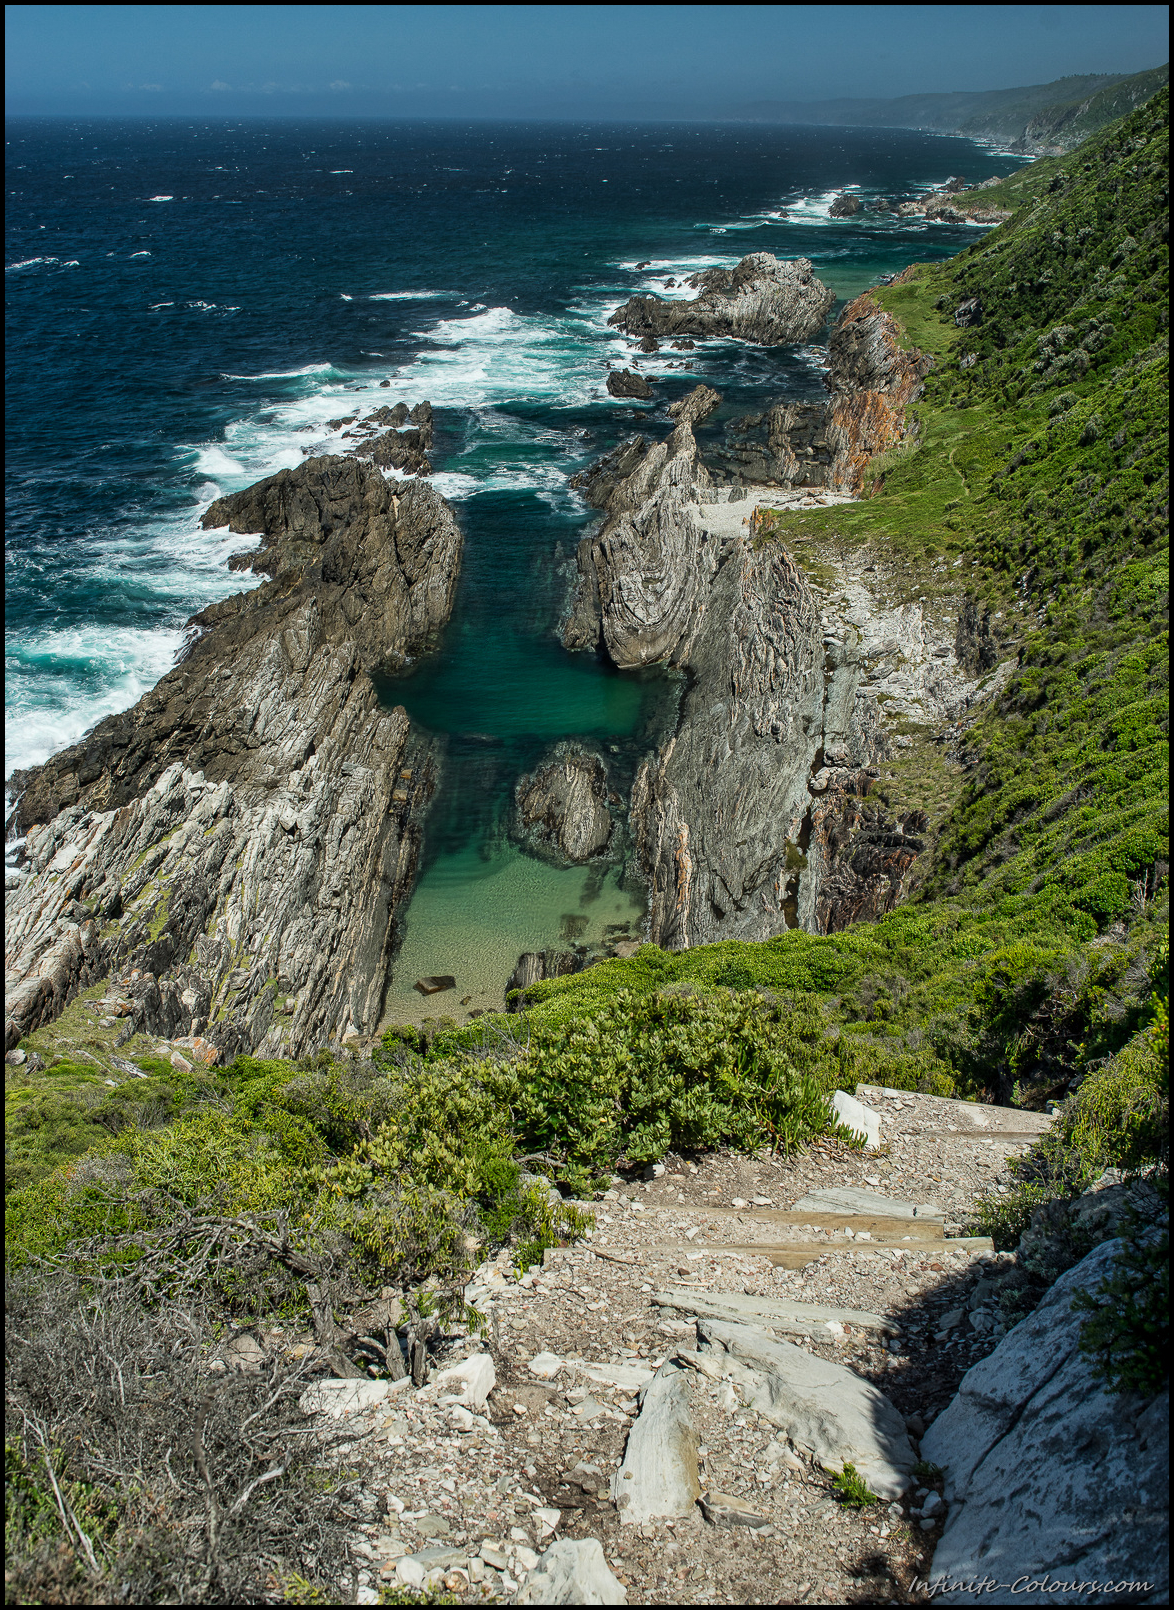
xmin=5 ymin=90 xmax=1168 ymax=1605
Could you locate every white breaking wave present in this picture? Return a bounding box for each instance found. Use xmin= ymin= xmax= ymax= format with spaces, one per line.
xmin=222 ymin=361 xmax=336 ymax=380
xmin=6 ymin=624 xmax=186 ymax=778
xmin=369 ymin=290 xmax=460 ymax=301
xmin=147 ymin=195 xmax=174 ymax=202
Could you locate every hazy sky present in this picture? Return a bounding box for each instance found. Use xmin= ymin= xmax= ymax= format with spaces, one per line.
xmin=5 ymin=4 xmax=1169 ymax=120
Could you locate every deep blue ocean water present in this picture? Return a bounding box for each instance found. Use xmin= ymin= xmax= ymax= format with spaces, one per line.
xmin=5 ymin=118 xmax=1026 ymax=1008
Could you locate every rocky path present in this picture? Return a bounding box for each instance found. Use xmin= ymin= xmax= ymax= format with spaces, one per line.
xmin=288 ymin=1088 xmax=1051 ymax=1604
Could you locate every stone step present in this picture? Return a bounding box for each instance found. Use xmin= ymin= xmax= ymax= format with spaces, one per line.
xmin=790 ymin=1187 xmax=945 ymax=1220
xmin=682 ymin=1208 xmax=947 ymax=1237
xmin=855 ymin=1084 xmax=1053 ymax=1135
xmin=676 ymin=1236 xmax=994 ymax=1269
xmin=653 ymin=1286 xmax=901 ymax=1336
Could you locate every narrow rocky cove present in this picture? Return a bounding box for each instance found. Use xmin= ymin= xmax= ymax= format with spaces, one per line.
xmin=5 ymin=253 xmax=1018 ymax=1052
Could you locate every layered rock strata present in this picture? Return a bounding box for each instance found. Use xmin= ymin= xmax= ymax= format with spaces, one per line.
xmin=608 ymin=254 xmax=835 ymax=347
xmin=5 ymin=456 xmax=463 ymax=1058
xmin=715 ymin=286 xmax=934 ymax=493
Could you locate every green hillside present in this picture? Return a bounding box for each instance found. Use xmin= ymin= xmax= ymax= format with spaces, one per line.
xmin=739 ymin=64 xmax=1169 ymax=152
xmin=1007 ymin=64 xmax=1172 ymax=153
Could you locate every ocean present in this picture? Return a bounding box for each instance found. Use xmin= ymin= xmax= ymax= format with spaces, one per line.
xmin=4 ymin=117 xmax=1027 ymax=1013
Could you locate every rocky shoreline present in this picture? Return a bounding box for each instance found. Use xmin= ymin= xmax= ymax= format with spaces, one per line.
xmin=6 ymin=435 xmax=462 ymax=1059
xmin=7 ymin=250 xmax=1005 ymax=1049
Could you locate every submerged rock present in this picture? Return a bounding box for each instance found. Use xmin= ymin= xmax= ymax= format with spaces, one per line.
xmin=608 ymin=253 xmax=835 ymax=347
xmin=6 ymin=457 xmax=463 ymax=1058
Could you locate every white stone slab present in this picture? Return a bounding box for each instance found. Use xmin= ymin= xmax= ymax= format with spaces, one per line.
xmin=790 ymin=1186 xmax=944 ymax=1220
xmin=610 ymin=1361 xmax=700 ymax=1525
xmin=654 ymin=1287 xmax=899 ymax=1335
xmin=831 ymin=1089 xmax=882 ymax=1147
xmin=696 ymin=1317 xmax=916 ymax=1500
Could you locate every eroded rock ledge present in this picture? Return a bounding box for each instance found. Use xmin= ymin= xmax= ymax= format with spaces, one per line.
xmin=6 ymin=454 xmax=463 ymax=1058
xmin=608 ymin=254 xmax=836 ymax=347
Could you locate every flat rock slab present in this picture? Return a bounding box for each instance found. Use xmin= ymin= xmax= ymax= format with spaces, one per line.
xmin=298 ymin=1376 xmax=410 ymax=1417
xmin=696 ymin=1317 xmax=916 ymax=1500
xmin=790 ymin=1186 xmax=944 ymax=1220
xmin=610 ymin=1360 xmax=700 ymax=1525
xmin=654 ymin=1286 xmax=899 ymax=1335
xmin=517 ymin=1538 xmax=627 ymax=1604
xmin=922 ymin=1238 xmax=1169 ymax=1605
xmin=574 ymin=1361 xmax=655 ymax=1393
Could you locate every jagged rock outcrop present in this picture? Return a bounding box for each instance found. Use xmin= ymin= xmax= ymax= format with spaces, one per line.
xmin=513 ymin=744 xmax=615 ymax=864
xmin=629 ymin=533 xmax=826 ymax=947
xmin=563 ymin=379 xmax=1004 ymax=946
xmin=607 ymin=369 xmax=654 ymax=400
xmin=505 ymin=949 xmax=588 ymax=1010
xmin=5 ymin=458 xmax=463 ymax=1058
xmin=666 ymin=384 xmax=722 ymax=427
xmin=569 ymin=437 xmax=651 ymax=510
xmin=715 ymin=289 xmax=934 ymax=493
xmin=608 ymin=254 xmax=835 ymax=347
xmin=828 ymin=193 xmax=862 ymax=217
xmin=562 ymin=399 xmax=723 ymax=666
xmin=325 ymin=400 xmax=434 ymax=476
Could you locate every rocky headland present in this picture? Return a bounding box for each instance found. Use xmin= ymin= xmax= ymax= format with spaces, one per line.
xmin=608 ymin=254 xmax=836 ymax=347
xmin=5 ymin=443 xmax=462 ymax=1059
xmin=563 ymin=291 xmax=997 ymax=949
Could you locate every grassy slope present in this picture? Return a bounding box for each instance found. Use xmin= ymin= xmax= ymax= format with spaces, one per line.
xmin=495 ymin=89 xmax=1170 ymax=1106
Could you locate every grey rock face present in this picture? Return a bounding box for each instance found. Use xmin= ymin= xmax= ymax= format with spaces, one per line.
xmin=606 ymin=369 xmax=654 ymax=399
xmin=608 ymin=254 xmax=835 ymax=347
xmin=6 ymin=458 xmax=463 ymax=1057
xmin=695 ymin=1318 xmax=916 ymax=1499
xmin=629 ymin=537 xmax=824 ymax=948
xmin=516 ymin=1538 xmax=627 ymax=1605
xmin=562 ymin=414 xmax=720 ymax=666
xmin=570 ymin=437 xmax=651 ymax=510
xmin=922 ymin=1239 xmax=1169 ymax=1606
xmin=610 ymin=1361 xmax=700 ymax=1524
xmin=563 ymin=397 xmax=1000 ymax=945
xmin=513 ymin=744 xmax=614 ymax=864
